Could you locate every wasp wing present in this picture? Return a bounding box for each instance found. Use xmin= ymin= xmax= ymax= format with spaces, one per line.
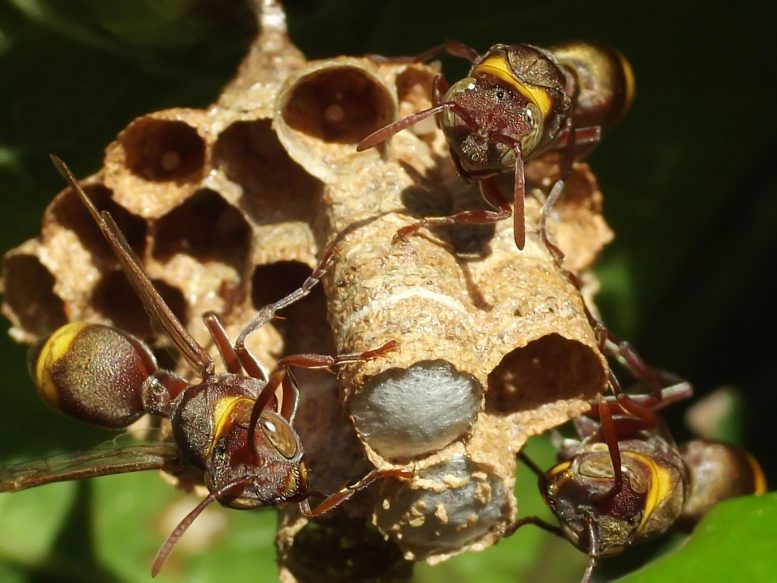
xmin=0 ymin=433 xmax=183 ymax=492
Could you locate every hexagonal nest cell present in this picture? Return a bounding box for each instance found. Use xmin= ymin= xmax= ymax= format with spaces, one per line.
xmin=282 ymin=66 xmax=396 ymax=144
xmin=120 ymin=117 xmax=206 ymax=183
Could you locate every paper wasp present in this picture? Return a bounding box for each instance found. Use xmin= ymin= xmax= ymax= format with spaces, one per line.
xmin=358 ymin=40 xmax=633 ymax=250
xmin=508 ymin=378 xmax=766 ymax=582
xmin=0 ymin=156 xmax=407 ymax=576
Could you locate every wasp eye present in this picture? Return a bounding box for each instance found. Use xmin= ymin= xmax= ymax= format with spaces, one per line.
xmin=579 ymin=453 xmax=616 ymax=479
xmin=520 ymin=101 xmax=544 ymax=156
xmin=496 ymin=90 xmax=505 ymax=100
xmin=259 ymin=414 xmax=299 ymax=459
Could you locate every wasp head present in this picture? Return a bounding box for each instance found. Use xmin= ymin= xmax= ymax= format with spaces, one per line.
xmin=440 ymin=75 xmax=543 ymax=177
xmin=541 ymin=445 xmax=654 ymax=558
xmin=206 ymin=408 xmax=308 ymax=510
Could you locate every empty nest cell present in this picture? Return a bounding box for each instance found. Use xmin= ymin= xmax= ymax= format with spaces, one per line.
xmin=1 ymin=253 xmax=66 ymax=338
xmin=91 ymin=270 xmax=187 ymax=341
xmin=282 ymin=65 xmax=395 ymax=144
xmin=486 ymin=334 xmax=606 ymax=413
xmin=281 ymin=513 xmax=411 ymax=583
xmin=251 ymin=261 xmax=332 ymax=356
xmin=213 ymin=119 xmax=322 ymax=213
xmin=120 ymin=117 xmax=206 ymax=183
xmin=152 ymin=189 xmax=251 ymax=272
xmin=46 ymin=182 xmax=147 ymax=261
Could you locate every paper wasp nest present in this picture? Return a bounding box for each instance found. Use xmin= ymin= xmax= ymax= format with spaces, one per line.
xmin=1 ymin=1 xmax=612 ymax=578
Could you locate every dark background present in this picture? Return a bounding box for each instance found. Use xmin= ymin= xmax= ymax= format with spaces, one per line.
xmin=0 ymin=0 xmax=775 ymax=581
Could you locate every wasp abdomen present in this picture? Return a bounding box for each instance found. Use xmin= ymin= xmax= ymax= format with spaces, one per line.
xmin=551 ymin=41 xmax=635 ymax=129
xmin=679 ymin=439 xmax=767 ymax=525
xmin=28 ymin=322 xmax=157 ymax=428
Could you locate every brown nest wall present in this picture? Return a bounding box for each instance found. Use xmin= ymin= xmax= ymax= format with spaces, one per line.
xmin=2 ymin=0 xmax=614 ymax=576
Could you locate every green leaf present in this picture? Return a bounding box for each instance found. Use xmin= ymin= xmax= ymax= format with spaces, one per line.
xmin=618 ymin=493 xmax=777 ymax=583
xmin=0 ymin=483 xmax=76 ymax=567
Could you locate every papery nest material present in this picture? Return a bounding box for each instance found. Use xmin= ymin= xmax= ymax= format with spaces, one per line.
xmin=2 ymin=0 xmax=615 ymax=575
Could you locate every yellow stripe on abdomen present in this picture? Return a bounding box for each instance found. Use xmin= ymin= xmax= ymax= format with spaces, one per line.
xmin=744 ymin=451 xmax=768 ymax=495
xmin=615 ymin=49 xmax=636 ymax=117
xmin=34 ymin=322 xmax=90 ymax=408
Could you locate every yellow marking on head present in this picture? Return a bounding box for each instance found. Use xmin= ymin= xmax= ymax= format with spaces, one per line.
xmin=625 ymin=452 xmax=675 ymax=532
xmin=34 ymin=322 xmax=90 ymax=407
xmin=616 ymin=50 xmax=636 ymax=115
xmin=212 ymin=396 xmax=253 ymax=445
xmin=542 ymin=460 xmax=573 ymax=504
xmin=474 ymin=54 xmax=554 ymax=120
xmin=546 ymin=460 xmax=572 ymax=480
xmin=743 ymin=451 xmax=768 ymax=494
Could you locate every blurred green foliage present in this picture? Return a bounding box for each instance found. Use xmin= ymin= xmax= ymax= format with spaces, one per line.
xmin=1 ymin=1 xmax=776 ymax=581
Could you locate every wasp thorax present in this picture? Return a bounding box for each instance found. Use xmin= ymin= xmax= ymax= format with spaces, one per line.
xmin=28 ymin=322 xmax=156 ymax=428
xmin=170 ymin=374 xmax=268 ymax=468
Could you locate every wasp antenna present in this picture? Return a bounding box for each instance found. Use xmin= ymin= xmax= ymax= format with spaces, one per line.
xmin=517 ymin=452 xmax=545 ymax=479
xmin=512 ymin=146 xmax=526 ymax=250
xmin=151 ymin=477 xmax=251 ymax=577
xmin=591 ymin=394 xmax=623 ymax=503
xmin=356 ymin=104 xmax=452 ymax=151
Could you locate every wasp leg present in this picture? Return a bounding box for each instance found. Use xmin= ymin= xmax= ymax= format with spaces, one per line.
xmin=581 ymin=514 xmax=601 ymax=583
xmin=503 ymin=515 xmax=564 ymax=539
xmin=517 ymin=451 xmax=546 ymax=479
xmin=392 ymin=176 xmax=512 ymax=243
xmin=201 ymin=311 xmax=254 ymax=376
xmin=604 ymin=331 xmax=663 ymax=399
xmin=539 ymin=124 xmax=602 ymax=261
xmin=299 ymin=468 xmax=413 ymax=518
xmin=247 ymin=340 xmax=398 ymax=426
xmin=274 ymin=340 xmax=398 ymax=370
xmin=367 ymin=39 xmax=479 ymax=65
xmin=279 ymin=369 xmax=300 ymax=424
xmin=539 ymin=117 xmax=576 ymax=260
xmin=234 ymin=229 xmax=346 ymax=359
xmin=553 ymin=125 xmax=602 ymax=151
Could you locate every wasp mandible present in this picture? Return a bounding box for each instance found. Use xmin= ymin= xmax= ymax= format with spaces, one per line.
xmin=1 ymin=156 xmax=407 ymax=575
xmin=358 ymin=40 xmax=633 ymax=250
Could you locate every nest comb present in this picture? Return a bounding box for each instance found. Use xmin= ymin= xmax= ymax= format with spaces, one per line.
xmin=1 ymin=0 xmax=614 ymax=578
